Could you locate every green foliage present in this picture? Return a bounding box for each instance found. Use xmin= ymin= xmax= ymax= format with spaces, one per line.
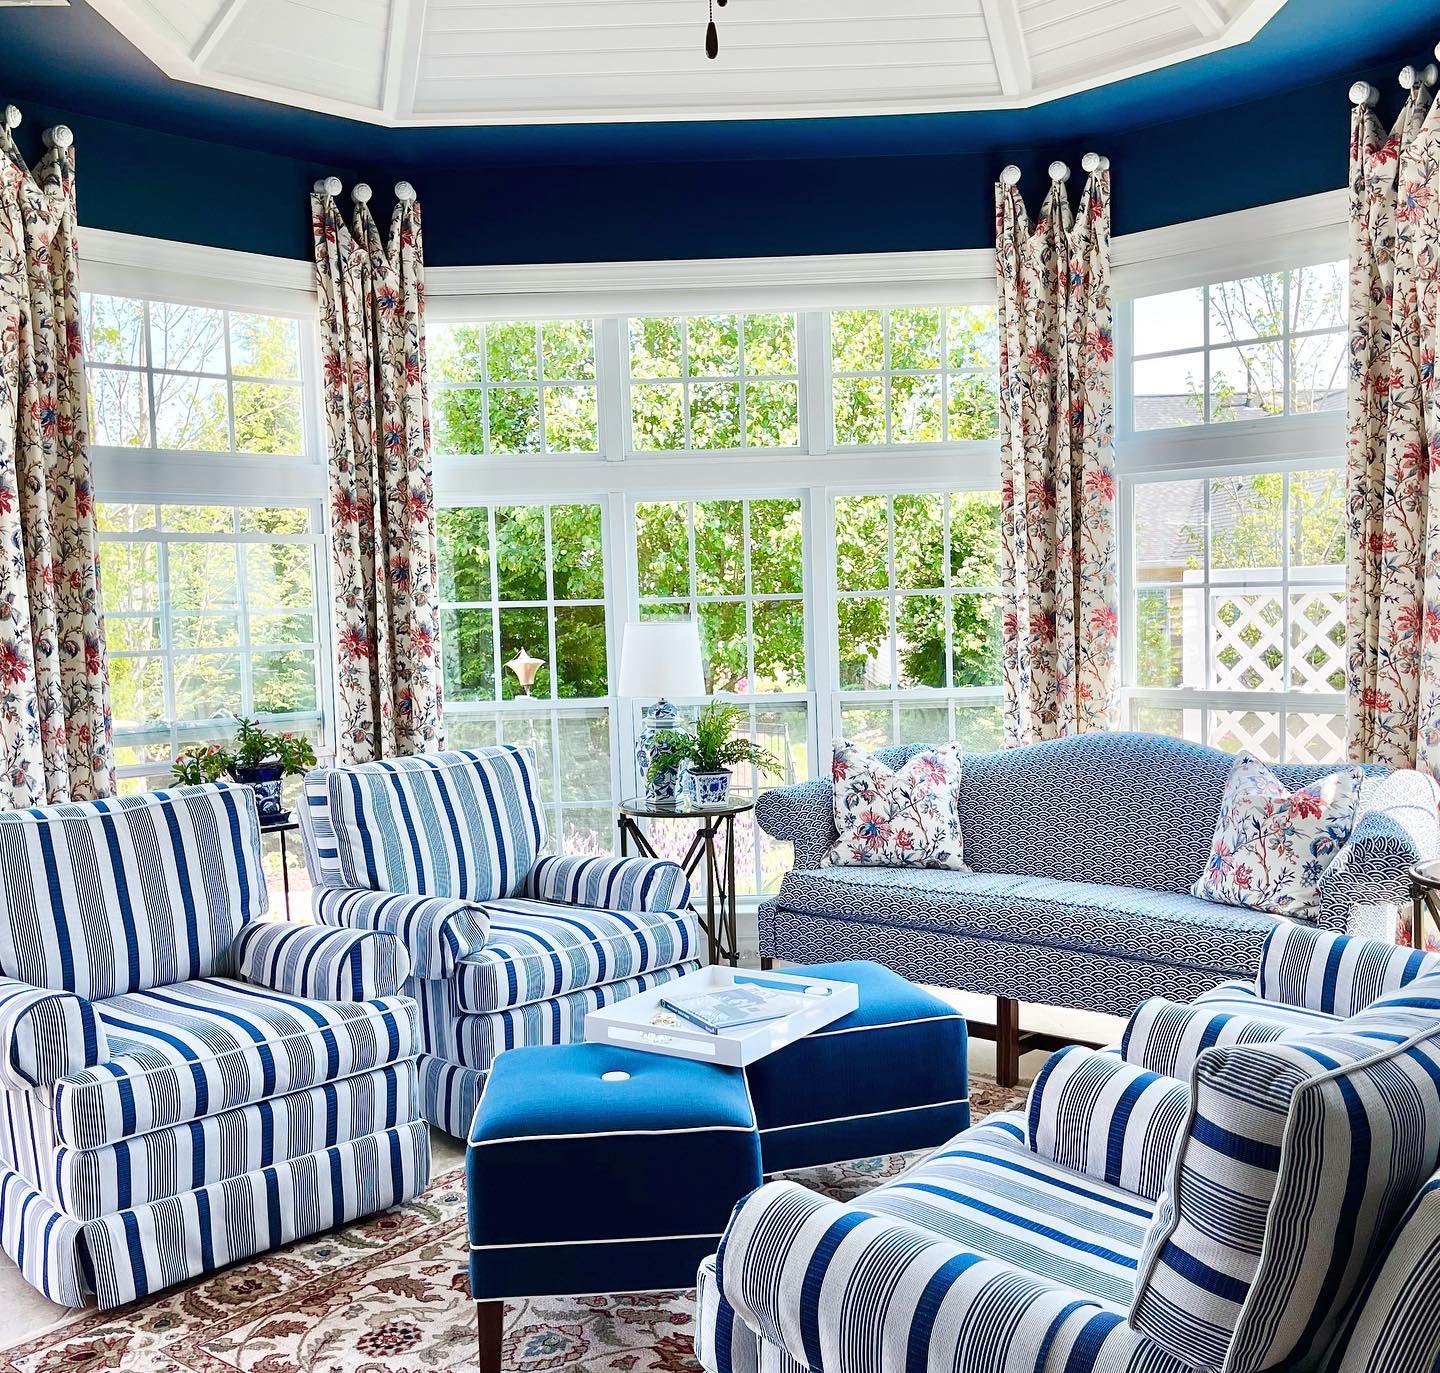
xmin=170 ymin=717 xmax=316 ymax=786
xmin=645 ymin=702 xmax=780 ymax=781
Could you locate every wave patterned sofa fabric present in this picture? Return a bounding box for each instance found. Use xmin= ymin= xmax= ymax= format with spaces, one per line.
xmin=755 ymin=732 xmax=1439 ymax=1021
xmin=696 ymin=927 xmax=1440 ymax=1373
xmin=300 ymin=745 xmax=701 ymax=1137
xmin=0 ymin=783 xmax=429 ymax=1309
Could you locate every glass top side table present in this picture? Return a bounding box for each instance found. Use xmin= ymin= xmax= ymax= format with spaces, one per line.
xmin=618 ymin=795 xmax=754 ymax=967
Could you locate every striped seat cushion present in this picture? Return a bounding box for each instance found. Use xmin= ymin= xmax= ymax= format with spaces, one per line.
xmin=54 ymin=977 xmax=419 ymax=1150
xmin=453 ymin=898 xmax=700 ymax=1012
xmin=317 ymin=746 xmax=546 ymax=901
xmin=1130 ymin=970 xmax=1440 ymax=1373
xmin=851 ymin=1113 xmax=1153 ymax=1308
xmin=0 ymin=783 xmax=265 ymax=1000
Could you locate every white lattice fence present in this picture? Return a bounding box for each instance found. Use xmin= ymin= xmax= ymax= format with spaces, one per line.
xmin=1208 ymin=708 xmax=1282 ymax=760
xmin=1285 ymin=710 xmax=1347 ymax=763
xmin=1289 ymin=591 xmax=1346 ymax=692
xmin=1212 ymin=593 xmax=1284 ymax=691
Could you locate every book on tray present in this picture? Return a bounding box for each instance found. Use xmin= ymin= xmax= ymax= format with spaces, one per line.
xmin=658 ymin=983 xmax=819 ymax=1034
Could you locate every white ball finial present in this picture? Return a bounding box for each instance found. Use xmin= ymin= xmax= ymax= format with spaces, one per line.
xmin=999 ymin=165 xmax=1022 ymax=187
xmin=1049 ymin=160 xmax=1070 ymax=182
xmin=43 ymin=125 xmax=73 ymax=150
xmin=3 ymin=106 xmax=20 ymax=131
xmin=394 ymin=180 xmax=416 ymax=203
xmin=1081 ymin=151 xmax=1102 ymax=173
xmin=1424 ymin=64 xmax=1438 ymax=87
xmin=313 ymin=175 xmax=342 ymax=196
xmin=1350 ymin=80 xmax=1379 ymax=107
xmin=1099 ymin=155 xmax=1111 ymax=171
xmin=1401 ymin=64 xmax=1418 ymax=88
xmin=350 ymin=182 xmax=372 ymax=205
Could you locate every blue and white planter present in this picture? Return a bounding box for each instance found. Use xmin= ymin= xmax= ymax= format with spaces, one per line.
xmin=231 ymin=762 xmax=286 ymax=821
xmin=690 ymin=769 xmax=732 ymax=807
xmin=637 ymin=699 xmax=687 ymax=804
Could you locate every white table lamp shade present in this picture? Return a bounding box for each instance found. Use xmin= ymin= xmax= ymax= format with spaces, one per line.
xmin=618 ymin=620 xmax=705 ymax=699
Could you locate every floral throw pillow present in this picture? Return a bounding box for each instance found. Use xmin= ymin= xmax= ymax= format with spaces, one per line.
xmin=1191 ymin=752 xmax=1365 ymax=918
xmin=822 ymin=740 xmax=968 ymax=870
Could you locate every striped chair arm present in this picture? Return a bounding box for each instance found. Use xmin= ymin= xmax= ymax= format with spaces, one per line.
xmin=312 ymin=886 xmax=489 ymax=981
xmin=1329 ymin=1174 xmax=1440 ymax=1373
xmin=1256 ymin=923 xmax=1440 ymax=1016
xmin=522 ymin=854 xmax=691 ymax=912
xmin=1026 ymin=1046 xmax=1189 ymax=1201
xmin=716 ymin=1180 xmax=1133 ymax=1373
xmin=1122 ymin=998 xmax=1296 ymax=1079
xmin=0 ymin=976 xmax=107 ymax=1092
xmin=233 ymin=921 xmax=411 ymax=1000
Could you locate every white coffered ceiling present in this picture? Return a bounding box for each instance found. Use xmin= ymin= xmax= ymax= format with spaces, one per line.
xmin=88 ymin=0 xmax=1289 ymax=127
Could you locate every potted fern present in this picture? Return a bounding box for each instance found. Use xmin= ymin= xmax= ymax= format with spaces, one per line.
xmin=645 ymin=701 xmax=779 ymax=807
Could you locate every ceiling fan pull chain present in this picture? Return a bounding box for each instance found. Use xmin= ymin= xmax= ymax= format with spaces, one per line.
xmin=706 ymin=0 xmax=728 ymax=58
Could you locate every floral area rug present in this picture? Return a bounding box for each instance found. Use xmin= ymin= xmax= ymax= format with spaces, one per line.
xmin=0 ymin=1082 xmax=1022 ymax=1373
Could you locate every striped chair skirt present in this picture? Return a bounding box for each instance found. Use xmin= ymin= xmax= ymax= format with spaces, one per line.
xmin=0 ymin=976 xmax=429 ymax=1310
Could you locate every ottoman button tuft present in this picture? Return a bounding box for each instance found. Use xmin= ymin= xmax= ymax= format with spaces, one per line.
xmin=601 ymin=1071 xmax=631 ymax=1082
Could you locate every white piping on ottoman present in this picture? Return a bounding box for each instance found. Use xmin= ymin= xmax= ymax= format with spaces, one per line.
xmin=758 ymin=1095 xmax=970 ymax=1133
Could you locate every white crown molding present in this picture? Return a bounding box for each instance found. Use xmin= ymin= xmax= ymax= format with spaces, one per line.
xmin=1110 ymin=189 xmax=1348 ymax=297
xmin=79 ymin=225 xmax=314 ymax=315
xmin=78 ymin=185 xmax=1347 ymax=320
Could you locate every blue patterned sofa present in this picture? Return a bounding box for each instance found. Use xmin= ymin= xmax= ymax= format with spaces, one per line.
xmin=299 ymin=745 xmax=701 ymax=1136
xmin=757 ymin=731 xmax=1439 ymax=1080
xmin=0 ymin=782 xmax=428 ymax=1309
xmin=697 ymin=925 xmax=1440 ymax=1373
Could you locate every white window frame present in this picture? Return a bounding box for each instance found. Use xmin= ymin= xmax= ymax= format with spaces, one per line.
xmin=83 ymin=186 xmax=1347 ymax=887
xmin=79 ymin=232 xmax=334 ymax=778
xmin=1112 ymin=193 xmax=1349 ymax=762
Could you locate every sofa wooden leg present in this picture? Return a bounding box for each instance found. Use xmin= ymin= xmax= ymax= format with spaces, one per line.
xmin=477 ymin=1300 xmax=504 ymax=1373
xmin=996 ymin=997 xmax=1021 ymax=1088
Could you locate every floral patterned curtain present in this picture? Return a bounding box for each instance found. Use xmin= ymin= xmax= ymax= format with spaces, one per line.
xmin=0 ymin=120 xmax=112 ymax=805
xmin=1345 ymin=80 xmax=1440 ymax=776
xmin=995 ymin=158 xmax=1117 ymax=745
xmin=312 ymin=180 xmax=443 ymax=763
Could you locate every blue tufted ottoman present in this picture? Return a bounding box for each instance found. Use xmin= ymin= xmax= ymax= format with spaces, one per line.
xmin=744 ymin=959 xmax=970 ymax=1172
xmin=468 ymin=1042 xmax=762 ymax=1372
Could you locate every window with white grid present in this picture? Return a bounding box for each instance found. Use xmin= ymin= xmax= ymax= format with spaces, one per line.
xmin=630 ymin=496 xmax=813 ymax=894
xmin=832 ymin=489 xmax=1004 ymax=750
xmin=99 ymin=502 xmax=325 ymax=791
xmin=436 ymin=501 xmax=615 ymax=853
xmin=830 ymin=305 xmax=999 ymax=446
xmin=1126 ymin=465 xmax=1346 ymax=762
xmin=430 ymin=319 xmax=599 ymax=455
xmin=1129 ymin=259 xmax=1347 ymax=432
xmin=627 ymin=314 xmax=801 ymax=452
xmin=84 ymin=294 xmax=304 ymax=455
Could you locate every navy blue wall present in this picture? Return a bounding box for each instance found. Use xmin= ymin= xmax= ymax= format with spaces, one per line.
xmin=1 ymin=0 xmax=1436 ymax=264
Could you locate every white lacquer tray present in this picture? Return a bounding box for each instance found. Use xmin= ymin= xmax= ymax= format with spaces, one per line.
xmin=583 ymin=965 xmax=858 ymax=1067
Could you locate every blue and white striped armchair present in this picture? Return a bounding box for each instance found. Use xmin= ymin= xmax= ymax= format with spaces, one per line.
xmin=0 ymin=782 xmax=428 ymax=1310
xmin=298 ymin=745 xmax=701 ymax=1136
xmin=698 ymin=925 xmax=1440 ymax=1373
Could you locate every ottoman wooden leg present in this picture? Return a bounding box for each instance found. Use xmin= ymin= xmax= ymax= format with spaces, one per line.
xmin=760 ymin=956 xmax=774 ymax=971
xmin=996 ymin=997 xmax=1021 ymax=1088
xmin=477 ymin=1300 xmax=504 ymax=1373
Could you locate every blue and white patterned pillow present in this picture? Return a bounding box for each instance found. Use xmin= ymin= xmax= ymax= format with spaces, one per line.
xmin=822 ymin=739 xmax=968 ymax=870
xmin=1191 ymin=751 xmax=1364 ymax=918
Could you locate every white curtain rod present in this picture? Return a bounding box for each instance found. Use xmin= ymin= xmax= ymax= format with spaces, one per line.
xmin=1350 ymin=49 xmax=1440 ymax=106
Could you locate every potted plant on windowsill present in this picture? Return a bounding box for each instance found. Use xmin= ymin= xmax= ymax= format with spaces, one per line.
xmin=172 ymin=718 xmax=317 ymax=823
xmin=644 ymin=701 xmax=779 ymax=808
